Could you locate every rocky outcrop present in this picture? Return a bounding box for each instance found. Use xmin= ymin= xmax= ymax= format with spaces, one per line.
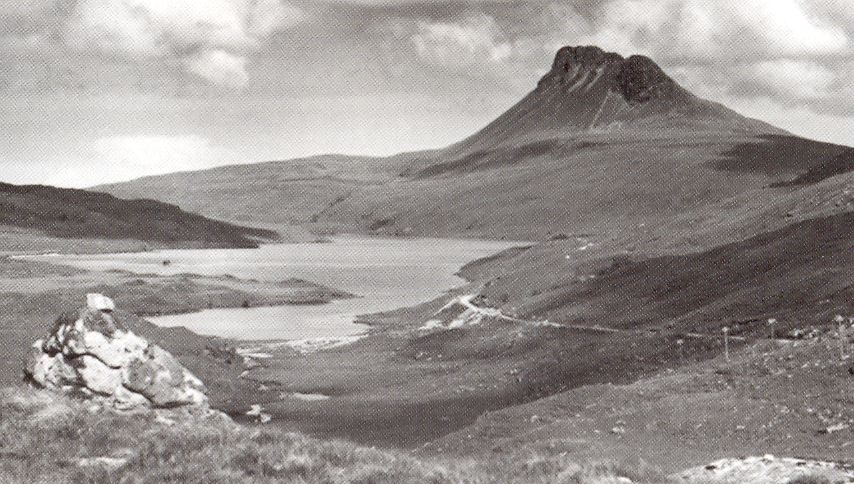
xmin=543 ymin=45 xmax=691 ymax=105
xmin=24 ymin=293 xmax=208 ymax=410
xmin=445 ymin=45 xmax=784 ymax=158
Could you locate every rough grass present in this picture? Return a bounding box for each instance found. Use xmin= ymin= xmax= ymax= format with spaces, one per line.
xmin=0 ymin=182 xmax=276 ymax=247
xmin=0 ymin=387 xmax=670 ymax=483
xmin=786 ymin=477 xmax=832 ymax=484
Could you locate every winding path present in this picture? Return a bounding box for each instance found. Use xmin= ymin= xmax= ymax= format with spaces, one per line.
xmin=450 ymin=294 xmax=748 ymax=342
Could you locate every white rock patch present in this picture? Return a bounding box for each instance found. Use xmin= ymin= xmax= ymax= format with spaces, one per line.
xmin=676 ymin=455 xmax=854 ymax=484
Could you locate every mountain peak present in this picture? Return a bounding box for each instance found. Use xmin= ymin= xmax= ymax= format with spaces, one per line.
xmin=454 ymin=45 xmax=783 ymax=151
xmin=542 ymin=46 xmax=679 ymax=104
xmin=550 ymin=46 xmax=624 ymax=71
xmin=617 ymin=54 xmax=677 ymax=103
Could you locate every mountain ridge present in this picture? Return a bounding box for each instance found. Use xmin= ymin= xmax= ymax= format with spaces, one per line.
xmin=0 ymin=181 xmax=275 ymax=249
xmin=93 ymin=45 xmax=851 ymax=243
xmin=448 ymin=46 xmax=785 ymax=156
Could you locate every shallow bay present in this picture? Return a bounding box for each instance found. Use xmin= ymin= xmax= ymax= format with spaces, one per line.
xmin=35 ymin=236 xmax=522 ymax=340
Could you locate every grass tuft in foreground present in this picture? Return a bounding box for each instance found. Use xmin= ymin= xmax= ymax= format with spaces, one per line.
xmin=0 ymin=387 xmax=669 ymax=483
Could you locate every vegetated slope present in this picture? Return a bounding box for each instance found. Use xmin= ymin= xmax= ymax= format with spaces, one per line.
xmin=0 ymin=182 xmax=275 ymax=248
xmin=173 ymin=207 xmax=851 ymax=454
xmin=472 ymin=212 xmax=853 ymax=338
xmin=95 ymin=46 xmax=850 ymax=244
xmin=426 ymin=328 xmax=854 ymax=475
xmin=775 ymin=147 xmax=854 ymax=186
xmin=0 ymin=387 xmax=675 ymax=484
xmin=408 ymin=212 xmax=853 ymax=405
xmin=323 ymin=47 xmax=848 ymax=240
xmin=96 ymin=154 xmax=407 ymax=226
xmin=350 ymin=212 xmax=850 ymax=455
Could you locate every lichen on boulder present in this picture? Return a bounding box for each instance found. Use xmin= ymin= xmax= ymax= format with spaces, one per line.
xmin=24 ymin=293 xmax=208 ymax=410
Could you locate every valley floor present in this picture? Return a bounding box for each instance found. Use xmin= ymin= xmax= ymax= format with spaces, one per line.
xmin=231 ymin=289 xmax=854 ymax=474
xmin=3 ymin=335 xmax=852 ymax=483
xmin=1 ymin=211 xmax=851 ymax=481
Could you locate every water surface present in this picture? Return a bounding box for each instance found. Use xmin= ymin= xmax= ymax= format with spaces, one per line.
xmin=36 ymin=236 xmax=522 ymax=340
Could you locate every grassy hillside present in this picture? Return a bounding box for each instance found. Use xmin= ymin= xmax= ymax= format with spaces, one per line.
xmin=427 ymin=329 xmax=854 ymax=475
xmin=94 ymin=49 xmax=852 ymax=245
xmin=0 ymin=387 xmax=672 ymax=483
xmin=470 ymin=212 xmax=853 ymax=335
xmin=230 ymin=212 xmax=851 ymax=453
xmin=95 ymin=154 xmax=407 ymax=227
xmin=0 ymin=182 xmax=277 ymax=249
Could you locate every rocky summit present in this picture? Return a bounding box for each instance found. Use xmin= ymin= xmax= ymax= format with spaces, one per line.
xmin=451 ymin=46 xmax=783 ymax=155
xmin=24 ymin=294 xmax=208 ymax=410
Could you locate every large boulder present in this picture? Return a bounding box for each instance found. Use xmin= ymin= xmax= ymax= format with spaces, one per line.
xmin=24 ymin=294 xmax=208 ymax=410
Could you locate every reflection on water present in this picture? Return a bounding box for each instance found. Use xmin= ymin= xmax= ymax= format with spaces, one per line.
xmin=37 ymin=236 xmax=523 ymax=340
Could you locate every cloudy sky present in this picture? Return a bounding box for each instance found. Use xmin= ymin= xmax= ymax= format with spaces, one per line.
xmin=1 ymin=0 xmax=853 ymax=187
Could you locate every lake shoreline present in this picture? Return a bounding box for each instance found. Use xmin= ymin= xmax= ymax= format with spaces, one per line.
xmin=4 ymin=235 xmax=528 ymax=450
xmin=37 ymin=236 xmax=524 ymax=341
xmin=0 ymin=257 xmax=354 ymax=386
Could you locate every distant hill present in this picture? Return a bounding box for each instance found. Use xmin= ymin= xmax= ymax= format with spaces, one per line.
xmin=96 ymin=154 xmax=404 ymax=227
xmin=96 ymin=46 xmax=851 ymax=245
xmin=443 ymin=45 xmax=783 ymax=158
xmin=0 ymin=182 xmax=275 ymax=249
xmin=92 ymin=44 xmax=853 ymax=285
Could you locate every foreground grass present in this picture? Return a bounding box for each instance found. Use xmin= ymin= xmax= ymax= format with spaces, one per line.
xmin=0 ymin=387 xmax=669 ymax=484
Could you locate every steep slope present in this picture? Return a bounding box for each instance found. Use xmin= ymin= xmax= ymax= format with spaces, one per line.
xmin=0 ymin=182 xmax=275 ymax=249
xmin=440 ymin=45 xmax=783 ymax=158
xmin=95 ymin=46 xmax=849 ymax=245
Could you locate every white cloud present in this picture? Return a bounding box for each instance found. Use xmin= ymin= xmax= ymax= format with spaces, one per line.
xmin=38 ymin=134 xmax=228 ymax=187
xmin=721 ymin=0 xmax=847 ymax=57
xmin=410 ymin=14 xmax=513 ymax=69
xmin=534 ymin=0 xmax=853 ymax=115
xmin=743 ymin=60 xmax=836 ymax=100
xmin=802 ymin=0 xmax=854 ymax=35
xmin=60 ymin=0 xmax=304 ymax=87
xmin=183 ymin=50 xmax=249 ymax=88
xmin=0 ymin=33 xmax=51 ymax=56
xmin=577 ymin=0 xmax=848 ymax=62
xmin=707 ymin=95 xmax=854 ymax=147
xmin=248 ymin=0 xmax=303 ymax=38
xmin=93 ymin=134 xmax=214 ymax=165
xmin=83 ymin=135 xmax=226 ymax=184
xmin=0 ymin=1 xmax=63 ymax=21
